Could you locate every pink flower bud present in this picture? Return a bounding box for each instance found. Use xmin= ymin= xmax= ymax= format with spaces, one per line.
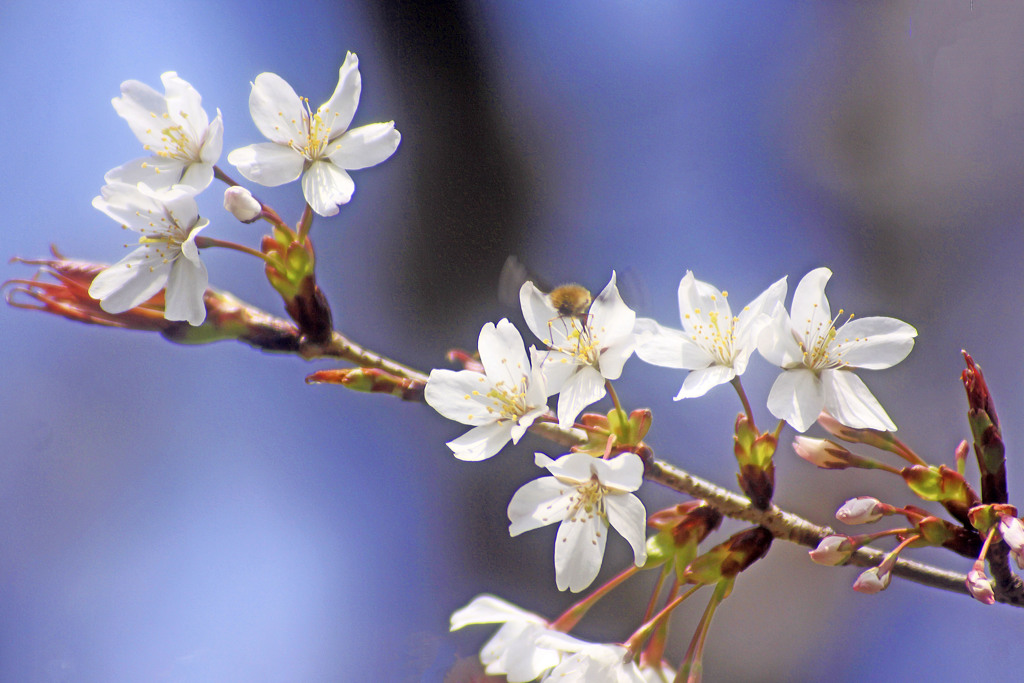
xmin=224 ymin=186 xmax=262 ymax=223
xmin=836 ymin=496 xmax=885 ymax=525
xmin=853 ymin=566 xmax=891 ymax=594
xmin=809 ymin=535 xmax=854 ymax=566
xmin=793 ymin=436 xmax=850 ymax=469
xmin=998 ymin=516 xmax=1024 ymax=553
xmin=966 ymin=563 xmax=995 ymax=605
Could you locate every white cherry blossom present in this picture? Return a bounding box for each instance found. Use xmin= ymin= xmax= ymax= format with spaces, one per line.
xmin=449 ymin=594 xmax=563 ymax=682
xmin=227 ymin=52 xmax=400 ymax=217
xmin=520 ymin=273 xmax=636 ymax=428
xmin=757 ymin=267 xmax=917 ymax=432
xmin=508 ymin=452 xmax=647 ymax=592
xmin=106 ymin=72 xmax=223 ymax=191
xmin=88 ymin=182 xmax=208 ymax=326
xmin=635 ymin=272 xmax=786 ymax=399
xmin=425 ymin=319 xmax=549 ymax=461
xmin=535 ymin=632 xmax=645 ymax=683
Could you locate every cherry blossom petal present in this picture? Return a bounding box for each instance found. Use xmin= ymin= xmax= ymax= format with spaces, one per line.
xmin=447 ymin=422 xmax=514 ymax=461
xmin=757 ymin=306 xmax=802 ymax=367
xmin=596 ymin=452 xmax=645 ymax=491
xmin=424 ymin=369 xmax=495 ymax=426
xmin=589 ymin=272 xmax=635 ymax=342
xmin=248 ymin=72 xmax=306 ymax=144
xmin=104 ymin=157 xmax=186 ymax=189
xmin=677 ymin=271 xmax=732 ymax=337
xmin=178 ymin=162 xmax=215 ymax=192
xmin=823 ymin=369 xmax=897 ymax=431
xmin=556 ymin=366 xmax=606 ymax=428
xmin=301 ymin=159 xmax=354 ymax=216
xmin=790 ymin=267 xmax=833 ymax=334
xmin=507 ymin=478 xmax=576 ymax=536
xmin=199 ymin=112 xmax=224 ymax=164
xmin=111 ymin=79 xmax=167 ymax=144
xmin=520 ymin=281 xmax=562 ymax=346
xmin=164 ymin=254 xmax=208 ymax=325
xmin=89 ymin=248 xmax=171 ymax=313
xmin=596 ymin=332 xmax=636 ymax=380
xmin=734 ymin=275 xmax=787 ymax=348
xmin=674 ymin=364 xmax=737 ymax=400
xmin=450 ymin=595 xmax=547 ymax=628
xmin=605 ymin=494 xmax=648 ymax=566
xmin=162 ymin=72 xmax=209 ymax=131
xmin=227 ymin=142 xmax=304 ymax=187
xmin=328 ymin=122 xmax=401 ymax=170
xmin=767 ymin=367 xmax=823 ymax=433
xmin=833 ymin=317 xmax=917 ymax=369
xmin=478 ymin=319 xmax=529 ymax=383
xmin=321 ymin=52 xmax=361 ymax=138
xmin=554 ymin=510 xmax=606 ymax=592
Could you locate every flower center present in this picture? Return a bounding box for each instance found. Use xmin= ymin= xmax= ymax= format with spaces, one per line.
xmin=131 ymin=206 xmax=191 ymax=269
xmin=547 ymin=315 xmax=600 ymax=365
xmin=799 ymin=307 xmax=854 ymax=370
xmin=145 ymin=111 xmax=200 ymax=162
xmin=484 ymin=374 xmax=531 ymax=422
xmin=296 ymin=97 xmax=340 ymax=161
xmin=686 ymin=295 xmax=737 ymax=365
xmin=564 ymin=469 xmax=609 ymax=522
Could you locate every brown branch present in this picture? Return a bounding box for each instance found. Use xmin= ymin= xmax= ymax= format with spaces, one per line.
xmin=9 ymin=257 xmax=1019 ymax=606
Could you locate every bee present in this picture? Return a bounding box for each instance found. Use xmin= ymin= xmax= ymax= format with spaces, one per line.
xmin=499 ymin=255 xmax=593 ymax=318
xmin=547 ymin=283 xmax=592 ymax=318
xmin=499 ymin=256 xmax=595 ymax=355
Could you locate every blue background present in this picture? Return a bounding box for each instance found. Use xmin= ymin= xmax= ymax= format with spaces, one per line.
xmin=2 ymin=1 xmax=1023 ymax=681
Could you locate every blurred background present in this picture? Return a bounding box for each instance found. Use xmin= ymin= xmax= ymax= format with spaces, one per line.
xmin=2 ymin=0 xmax=1023 ymax=681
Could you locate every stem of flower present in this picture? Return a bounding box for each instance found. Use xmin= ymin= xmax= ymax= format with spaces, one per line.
xmin=296 ymin=204 xmax=314 ymax=243
xmin=678 ymin=578 xmax=731 ymax=682
xmin=624 ymin=584 xmax=701 ymax=658
xmin=193 ymin=236 xmax=271 ymax=263
xmin=731 ymin=376 xmax=755 ymax=427
xmin=605 ymin=380 xmax=624 ymax=414
xmin=549 ymin=564 xmax=639 ymax=632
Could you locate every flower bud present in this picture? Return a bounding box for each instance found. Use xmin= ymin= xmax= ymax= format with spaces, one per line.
xmin=836 ymin=496 xmax=886 ymax=525
xmin=966 ymin=562 xmax=995 ymax=605
xmin=809 ymin=535 xmax=854 ymax=566
xmin=852 ymin=566 xmax=891 ymax=594
xmin=793 ymin=436 xmax=853 ymax=469
xmin=224 ymin=186 xmax=262 ymax=222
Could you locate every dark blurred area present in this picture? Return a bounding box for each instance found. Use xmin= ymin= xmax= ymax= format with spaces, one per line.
xmin=3 ymin=1 xmax=1024 ymax=681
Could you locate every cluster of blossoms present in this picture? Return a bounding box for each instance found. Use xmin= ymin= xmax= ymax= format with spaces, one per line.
xmin=88 ymin=54 xmax=400 ymax=326
xmin=426 ymin=267 xmax=917 ymax=676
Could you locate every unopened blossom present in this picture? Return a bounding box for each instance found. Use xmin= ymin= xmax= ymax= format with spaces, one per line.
xmin=106 ymin=72 xmax=223 ymax=191
xmin=88 ymin=182 xmax=208 ymax=325
xmin=966 ymin=562 xmax=995 ymax=605
xmin=535 ymin=632 xmax=644 ymax=683
xmin=635 ymin=272 xmax=786 ymax=399
xmin=508 ymin=452 xmax=647 ymax=592
xmin=425 ymin=319 xmax=549 ymax=461
xmin=520 ymin=273 xmax=636 ymax=428
xmin=758 ymin=267 xmax=917 ymax=433
xmin=809 ymin=535 xmax=855 ymax=566
xmin=227 ymin=52 xmax=401 ymax=217
xmin=852 ymin=565 xmax=891 ymax=594
xmin=793 ymin=435 xmax=854 ymax=469
xmin=223 ymin=186 xmax=262 ymax=223
xmin=449 ymin=594 xmax=562 ymax=682
xmin=836 ymin=496 xmax=886 ymax=525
